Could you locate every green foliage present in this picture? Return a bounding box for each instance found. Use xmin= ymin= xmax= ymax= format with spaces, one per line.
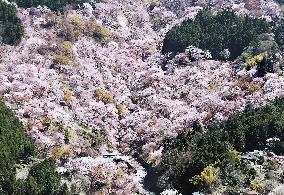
xmin=1 ymin=21 xmax=24 ymax=45
xmin=13 ymin=176 xmax=41 ymax=195
xmin=250 ymin=182 xmax=264 ymax=191
xmin=57 ymin=184 xmax=71 ymax=195
xmin=158 ymin=97 xmax=284 ymax=193
xmin=0 ymin=101 xmax=68 ymax=195
xmin=12 ymin=0 xmax=101 ymax=11
xmin=221 ymin=97 xmax=284 ymax=152
xmin=0 ymin=1 xmax=24 ymax=45
xmin=94 ymin=88 xmax=114 ymax=103
xmin=238 ymin=33 xmax=281 ymax=76
xmin=162 ymin=8 xmax=272 ymax=60
xmin=28 ymin=158 xmax=61 ymax=195
xmin=255 ymin=54 xmax=274 ymax=77
xmin=192 ymin=165 xmax=220 ymax=189
xmin=0 ymin=1 xmax=17 ymax=21
xmin=0 ymin=100 xmax=35 ymax=194
xmin=15 ymin=158 xmax=70 ymax=195
xmin=157 ymin=124 xmax=245 ymax=194
xmin=273 ymin=20 xmax=284 ymax=51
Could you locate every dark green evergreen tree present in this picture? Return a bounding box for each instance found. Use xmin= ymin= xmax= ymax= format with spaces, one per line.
xmin=0 ymin=1 xmax=24 ymax=45
xmin=0 ymin=100 xmax=35 ymax=194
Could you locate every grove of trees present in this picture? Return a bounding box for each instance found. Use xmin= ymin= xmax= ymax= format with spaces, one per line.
xmin=156 ymin=97 xmax=284 ymax=194
xmin=0 ymin=100 xmax=69 ymax=195
xmin=162 ymin=8 xmax=284 ymax=61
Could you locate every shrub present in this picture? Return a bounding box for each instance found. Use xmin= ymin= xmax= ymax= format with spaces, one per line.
xmin=238 ymin=33 xmax=281 ymax=76
xmin=0 ymin=1 xmax=24 ymax=45
xmin=251 ymin=182 xmax=264 ymax=191
xmin=192 ymin=165 xmax=220 ymax=189
xmin=117 ymin=103 xmax=127 ymax=114
xmin=68 ymin=16 xmax=84 ymax=39
xmin=162 ymin=8 xmax=272 ymax=60
xmin=62 ymin=41 xmax=73 ymax=55
xmin=94 ymin=88 xmax=114 ymax=103
xmin=149 ymin=0 xmax=160 ymax=10
xmin=255 ymin=55 xmax=274 ymax=77
xmin=86 ymin=19 xmax=112 ymax=42
xmin=56 ymin=16 xmax=111 ymax=43
xmin=52 ymin=146 xmax=70 ymax=159
xmin=53 ymin=55 xmax=70 ymax=65
xmin=91 ymin=131 xmax=105 ymax=147
xmin=243 ymin=52 xmax=275 ymax=77
xmin=64 ymin=128 xmax=74 ymax=143
xmin=58 ymin=19 xmax=82 ymax=42
xmin=63 ymin=89 xmax=73 ymax=103
xmin=52 ymin=41 xmax=77 ymax=66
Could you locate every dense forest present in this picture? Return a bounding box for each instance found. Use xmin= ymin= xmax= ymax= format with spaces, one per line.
xmin=162 ymin=8 xmax=284 ymax=61
xmin=157 ymin=97 xmax=284 ymax=194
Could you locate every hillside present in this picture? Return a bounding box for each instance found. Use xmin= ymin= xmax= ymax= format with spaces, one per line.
xmin=1 ymin=0 xmax=284 ymax=194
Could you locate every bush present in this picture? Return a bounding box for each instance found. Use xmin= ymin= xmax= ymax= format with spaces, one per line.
xmin=94 ymin=88 xmax=114 ymax=103
xmin=255 ymin=54 xmax=274 ymax=77
xmin=162 ymin=8 xmax=272 ymax=60
xmin=54 ymin=55 xmax=70 ymax=65
xmin=0 ymin=1 xmax=24 ymax=45
xmin=192 ymin=165 xmax=220 ymax=189
xmin=250 ymin=182 xmax=264 ymax=191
